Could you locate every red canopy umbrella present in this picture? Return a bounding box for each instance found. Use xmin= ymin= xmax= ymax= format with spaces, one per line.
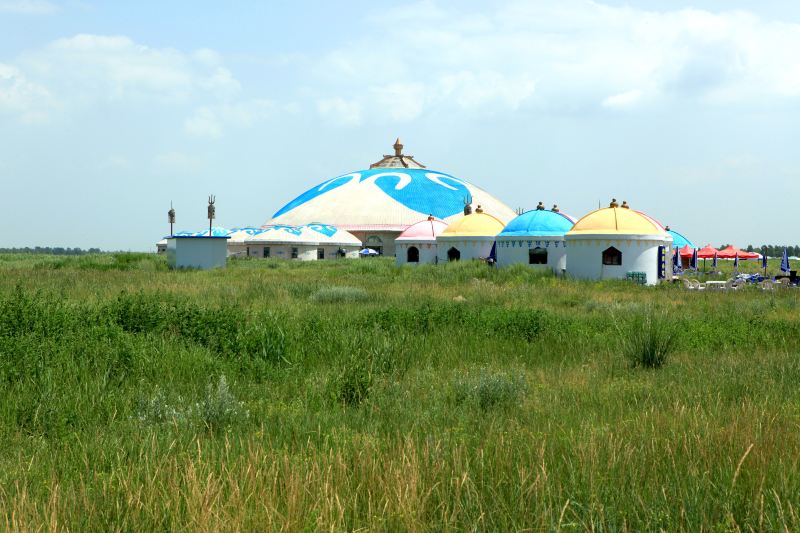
xmin=717 ymin=245 xmax=759 ymax=260
xmin=678 ymin=245 xmax=695 ymax=258
xmin=696 ymin=244 xmax=719 ymax=259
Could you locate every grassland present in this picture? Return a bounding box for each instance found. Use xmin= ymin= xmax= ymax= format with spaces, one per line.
xmin=0 ymin=252 xmax=799 ymax=531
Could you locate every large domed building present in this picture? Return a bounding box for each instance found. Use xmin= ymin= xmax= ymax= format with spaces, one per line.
xmin=267 ymin=139 xmax=516 ymax=256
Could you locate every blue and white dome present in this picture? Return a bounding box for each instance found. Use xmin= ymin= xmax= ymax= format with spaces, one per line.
xmin=268 ymin=141 xmax=516 ymax=231
xmin=245 ymin=223 xmax=361 ymax=247
xmin=498 ymin=205 xmax=575 ymax=238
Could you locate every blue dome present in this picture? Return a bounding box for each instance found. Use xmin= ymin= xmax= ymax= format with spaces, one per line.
xmin=498 ymin=209 xmax=575 ymax=237
xmin=667 ymin=229 xmax=695 ymax=248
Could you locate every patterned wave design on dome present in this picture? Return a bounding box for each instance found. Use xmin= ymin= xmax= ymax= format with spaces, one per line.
xmin=265 ymin=223 xmax=341 ymax=237
xmin=272 ymin=169 xmax=472 ymax=220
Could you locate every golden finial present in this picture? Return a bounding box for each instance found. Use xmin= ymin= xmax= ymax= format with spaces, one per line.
xmin=610 ymin=198 xmax=619 ymax=208
xmin=536 ymin=201 xmax=545 ymax=210
xmin=621 ymin=200 xmax=630 ymax=209
xmin=475 ymin=205 xmax=484 ymax=214
xmin=393 ymin=138 xmax=403 ymax=156
xmin=552 ymin=204 xmax=559 ymax=212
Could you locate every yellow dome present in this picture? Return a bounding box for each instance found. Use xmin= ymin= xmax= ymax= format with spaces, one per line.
xmin=568 ymin=207 xmax=665 ymax=236
xmin=440 ymin=209 xmax=505 ymax=237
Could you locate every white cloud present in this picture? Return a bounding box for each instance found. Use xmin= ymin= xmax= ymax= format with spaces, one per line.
xmin=0 ymin=63 xmax=54 ymax=122
xmin=602 ymin=89 xmax=643 ymax=109
xmin=0 ymin=0 xmax=57 ymax=14
xmin=20 ymin=34 xmax=241 ymax=104
xmin=316 ymin=97 xmax=362 ymax=126
xmin=311 ymin=0 xmax=800 ymax=121
xmin=184 ymin=99 xmax=276 ymax=138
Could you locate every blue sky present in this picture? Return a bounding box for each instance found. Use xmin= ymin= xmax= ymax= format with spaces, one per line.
xmin=1 ymin=0 xmax=799 ymax=250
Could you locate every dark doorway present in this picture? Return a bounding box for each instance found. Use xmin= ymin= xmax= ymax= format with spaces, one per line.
xmin=529 ymin=247 xmax=547 ymax=264
xmin=407 ymin=246 xmax=420 ymax=263
xmin=602 ymin=246 xmax=622 ymax=266
xmin=447 ymin=247 xmax=461 ymax=261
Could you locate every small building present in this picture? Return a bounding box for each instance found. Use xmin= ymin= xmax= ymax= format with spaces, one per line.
xmin=436 ymin=205 xmax=506 ymax=262
xmin=157 ymin=231 xmax=196 ymax=253
xmin=565 ymin=199 xmax=672 ymax=285
xmin=166 ymin=235 xmax=229 ymax=269
xmin=395 ymin=215 xmax=448 ymax=265
xmin=244 ymin=223 xmax=361 ymax=260
xmin=496 ymin=202 xmax=575 ymax=274
xmin=226 ymin=227 xmax=267 ymax=257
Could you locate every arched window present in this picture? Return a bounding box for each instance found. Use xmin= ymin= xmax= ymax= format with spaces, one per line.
xmin=407 ymin=246 xmax=420 ymax=263
xmin=447 ymin=247 xmax=461 ymax=262
xmin=602 ymin=246 xmax=622 ymax=265
xmin=529 ymin=247 xmax=547 ymax=265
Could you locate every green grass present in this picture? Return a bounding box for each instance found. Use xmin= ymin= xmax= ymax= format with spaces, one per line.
xmin=0 ymin=253 xmax=799 ymax=530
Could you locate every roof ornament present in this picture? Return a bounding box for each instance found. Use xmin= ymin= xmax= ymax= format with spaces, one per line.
xmin=475 ymin=205 xmax=484 ymax=214
xmin=207 ymin=195 xmax=216 ymax=237
xmin=551 ymin=204 xmax=560 ymax=213
xmin=427 ymin=214 xmax=435 ymax=221
xmin=536 ymin=201 xmax=545 ymax=210
xmin=168 ymin=201 xmax=176 ymax=236
xmin=369 ymin=139 xmax=426 ymax=169
xmin=463 ymin=195 xmax=473 ymax=215
xmin=621 ymin=200 xmax=630 ymax=209
xmin=665 ymin=225 xmax=671 ymax=231
xmin=609 ymin=198 xmax=619 ymax=208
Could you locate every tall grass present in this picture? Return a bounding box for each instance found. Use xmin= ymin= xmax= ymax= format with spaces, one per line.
xmin=0 ymin=254 xmax=799 ymax=530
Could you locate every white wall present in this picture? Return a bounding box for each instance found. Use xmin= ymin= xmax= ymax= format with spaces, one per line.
xmin=496 ymin=236 xmax=567 ymax=274
xmin=436 ymin=237 xmax=496 ymax=263
xmin=245 ymin=244 xmax=359 ymax=260
xmin=395 ymin=241 xmax=438 ymax=265
xmin=167 ymin=238 xmax=228 ymax=270
xmin=565 ymin=236 xmax=670 ymax=286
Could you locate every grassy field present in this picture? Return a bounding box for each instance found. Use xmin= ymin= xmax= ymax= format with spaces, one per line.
xmin=0 ymin=253 xmax=799 ymax=531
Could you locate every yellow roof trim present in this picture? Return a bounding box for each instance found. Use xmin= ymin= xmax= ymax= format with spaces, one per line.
xmin=567 ymin=207 xmax=664 ymax=236
xmin=440 ymin=211 xmax=506 ymax=237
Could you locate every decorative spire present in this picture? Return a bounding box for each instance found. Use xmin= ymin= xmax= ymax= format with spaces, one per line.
xmin=621 ymin=200 xmax=630 ymax=209
xmin=369 ymin=139 xmax=425 ymax=169
xmin=609 ymin=198 xmax=619 ymax=208
xmin=551 ymin=204 xmax=560 ymax=212
xmin=536 ymin=201 xmax=545 ymax=210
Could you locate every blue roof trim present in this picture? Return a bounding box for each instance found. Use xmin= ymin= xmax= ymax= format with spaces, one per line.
xmin=498 ymin=209 xmax=574 ymax=237
xmin=667 ymin=229 xmax=695 ymax=248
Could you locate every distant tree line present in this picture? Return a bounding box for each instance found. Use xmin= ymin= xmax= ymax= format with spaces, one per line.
xmin=0 ymin=246 xmax=102 ymax=255
xmin=744 ymin=244 xmax=800 ymax=257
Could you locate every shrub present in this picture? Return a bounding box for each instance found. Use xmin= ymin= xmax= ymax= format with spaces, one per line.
xmin=136 ymin=386 xmax=184 ymax=424
xmin=453 ymin=369 xmax=527 ymax=410
xmin=310 ymin=286 xmax=369 ymax=304
xmin=195 ymin=375 xmax=248 ymax=431
xmin=617 ymin=309 xmax=677 ymax=369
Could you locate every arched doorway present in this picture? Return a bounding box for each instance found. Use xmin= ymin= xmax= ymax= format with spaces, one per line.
xmin=447 ymin=247 xmax=461 ymax=261
xmin=529 ymin=247 xmax=547 ymax=265
xmin=407 ymin=246 xmax=420 ymax=263
xmin=602 ymin=246 xmax=622 ymax=265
